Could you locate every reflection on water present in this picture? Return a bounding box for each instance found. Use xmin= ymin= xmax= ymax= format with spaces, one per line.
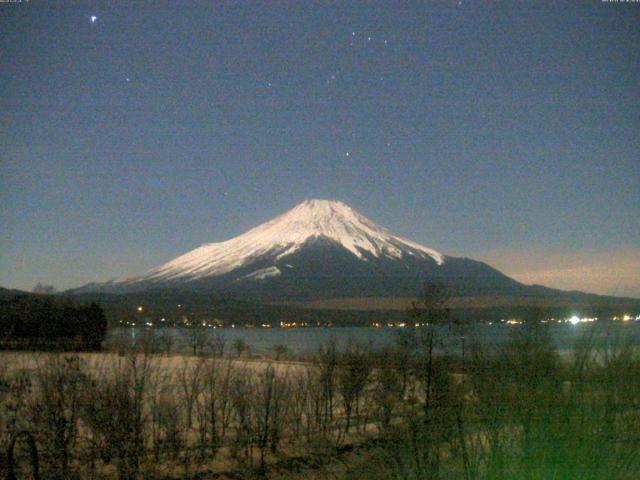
xmin=109 ymin=322 xmax=640 ymax=356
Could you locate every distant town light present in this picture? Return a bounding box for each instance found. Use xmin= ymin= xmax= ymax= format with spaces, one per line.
xmin=137 ymin=306 xmax=143 ymax=312
xmin=568 ymin=315 xmax=580 ymax=325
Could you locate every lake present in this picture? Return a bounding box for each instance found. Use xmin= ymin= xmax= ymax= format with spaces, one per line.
xmin=109 ymin=321 xmax=640 ymax=356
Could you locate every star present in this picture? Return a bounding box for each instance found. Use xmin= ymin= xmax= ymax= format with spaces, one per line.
xmin=367 ymin=36 xmax=372 ymax=42
xmin=90 ymin=15 xmax=97 ymax=24
xmin=126 ymin=77 xmax=131 ymax=82
xmin=345 ymin=152 xmax=350 ymax=157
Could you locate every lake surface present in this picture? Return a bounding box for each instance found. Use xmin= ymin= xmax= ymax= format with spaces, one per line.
xmin=109 ymin=322 xmax=640 ymax=356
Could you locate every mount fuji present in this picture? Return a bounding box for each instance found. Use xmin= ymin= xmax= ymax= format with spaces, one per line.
xmin=75 ymin=200 xmax=566 ymax=301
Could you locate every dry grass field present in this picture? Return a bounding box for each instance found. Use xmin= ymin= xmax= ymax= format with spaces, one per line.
xmin=1 ymin=321 xmax=640 ymax=479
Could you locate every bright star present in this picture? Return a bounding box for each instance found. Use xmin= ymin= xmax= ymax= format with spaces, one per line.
xmin=90 ymin=15 xmax=97 ymax=23
xmin=345 ymin=152 xmax=350 ymax=157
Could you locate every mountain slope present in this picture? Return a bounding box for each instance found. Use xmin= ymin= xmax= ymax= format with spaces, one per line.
xmin=73 ymin=199 xmax=601 ymax=302
xmin=128 ymin=199 xmax=443 ymax=284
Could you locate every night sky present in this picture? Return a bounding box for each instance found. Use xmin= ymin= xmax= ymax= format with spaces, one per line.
xmin=1 ymin=1 xmax=639 ymax=296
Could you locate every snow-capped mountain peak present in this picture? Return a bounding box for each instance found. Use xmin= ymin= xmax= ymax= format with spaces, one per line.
xmin=119 ymin=199 xmax=445 ymax=285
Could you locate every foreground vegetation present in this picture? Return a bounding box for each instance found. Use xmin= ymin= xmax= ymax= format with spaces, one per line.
xmin=0 ymin=299 xmax=639 ymax=479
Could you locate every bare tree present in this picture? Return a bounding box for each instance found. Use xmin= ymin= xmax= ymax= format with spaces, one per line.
xmin=154 ymin=395 xmax=183 ymax=460
xmin=188 ymin=328 xmax=207 ymax=356
xmin=254 ymin=364 xmax=283 ymax=471
xmin=156 ymin=330 xmax=175 ymax=355
xmin=29 ymin=355 xmax=87 ymax=479
xmin=337 ymin=341 xmax=372 ymax=434
xmin=406 ymin=284 xmax=457 ymax=478
xmin=288 ymin=371 xmax=309 ymax=440
xmin=177 ymin=359 xmax=205 ymax=430
xmin=372 ymin=347 xmax=404 ymax=430
xmin=316 ymin=338 xmax=338 ymax=440
xmin=232 ymin=338 xmax=250 ymax=358
xmin=273 ymin=344 xmax=288 ymax=361
xmin=194 ymin=357 xmax=237 ymax=461
xmin=81 ymin=352 xmax=155 ymax=480
xmin=229 ymin=367 xmax=255 ymax=466
xmin=5 ymin=430 xmax=40 ymax=480
xmin=206 ymin=333 xmax=226 ymax=358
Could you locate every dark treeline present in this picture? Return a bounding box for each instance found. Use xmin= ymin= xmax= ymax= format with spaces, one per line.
xmin=72 ymin=288 xmax=639 ymax=328
xmin=0 ymin=295 xmax=107 ymax=350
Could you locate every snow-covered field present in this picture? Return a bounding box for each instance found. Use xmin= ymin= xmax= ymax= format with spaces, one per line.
xmin=0 ymin=350 xmax=309 ymax=376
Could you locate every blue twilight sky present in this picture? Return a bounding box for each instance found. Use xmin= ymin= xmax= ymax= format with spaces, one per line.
xmin=1 ymin=1 xmax=639 ymax=297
